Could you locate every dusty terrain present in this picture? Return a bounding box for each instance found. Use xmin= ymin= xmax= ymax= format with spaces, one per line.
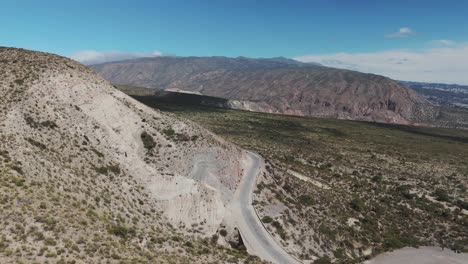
xmin=0 ymin=47 xmax=268 ymax=263
xmin=365 ymin=247 xmax=468 ymax=264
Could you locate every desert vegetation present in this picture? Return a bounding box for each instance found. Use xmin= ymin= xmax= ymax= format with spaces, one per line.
xmin=134 ymin=95 xmax=468 ymax=263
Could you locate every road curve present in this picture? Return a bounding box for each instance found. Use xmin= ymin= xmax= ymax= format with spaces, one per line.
xmin=232 ymin=151 xmax=301 ymax=264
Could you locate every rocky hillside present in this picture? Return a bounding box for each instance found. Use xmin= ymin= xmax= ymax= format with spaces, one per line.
xmin=91 ymin=56 xmax=438 ymax=124
xmin=0 ymin=48 xmax=262 ymax=263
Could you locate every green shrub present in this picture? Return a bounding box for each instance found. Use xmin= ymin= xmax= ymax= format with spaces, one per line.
xmin=456 ymin=199 xmax=468 ymax=210
xmin=175 ymin=133 xmax=190 ymax=142
xmin=34 ymin=216 xmax=57 ymax=231
xmin=383 ymin=232 xmax=420 ymax=250
xmin=94 ymin=164 xmax=120 ymax=175
xmin=271 ymin=220 xmax=287 ymax=239
xmin=219 ymin=229 xmax=228 ymax=237
xmin=184 ymin=241 xmax=194 ymax=248
xmin=397 ymin=185 xmax=415 ymax=199
xmin=39 ymin=202 xmax=47 ymax=209
xmin=40 ymin=120 xmax=58 ymax=129
xmin=25 ymin=138 xmax=47 ymax=150
xmin=272 ymin=221 xmax=282 ymax=230
xmin=14 ymin=79 xmax=24 ymax=86
xmin=91 ymin=148 xmax=104 ymax=158
xmin=433 ymin=188 xmax=450 ymax=202
xmin=210 ymin=234 xmax=219 ymax=244
xmin=107 ymin=164 xmax=121 ymax=174
xmin=45 ymin=252 xmax=57 ymax=258
xmin=350 ymin=195 xmax=365 ymax=212
xmin=298 ymin=195 xmax=314 ymax=206
xmin=372 ymin=174 xmax=383 ymax=182
xmin=171 ymin=236 xmax=182 ymax=242
xmin=314 ymin=256 xmax=332 ymax=264
xmin=107 ymin=224 xmax=135 ymax=239
xmin=12 ymin=177 xmax=25 ymax=187
xmin=94 ymin=166 xmax=109 ymax=175
xmin=34 ymin=231 xmax=45 ymax=241
xmin=383 ymin=234 xmax=405 ymax=249
xmin=0 ymin=240 xmax=7 ymax=252
xmin=262 ymin=216 xmax=273 ymax=223
xmin=44 ymin=237 xmax=57 ymax=246
xmin=319 ymin=224 xmax=336 ymax=240
xmin=333 ymin=248 xmax=346 ymax=259
xmin=162 ymin=128 xmax=175 ymax=137
xmin=141 ymin=131 xmax=156 ymax=150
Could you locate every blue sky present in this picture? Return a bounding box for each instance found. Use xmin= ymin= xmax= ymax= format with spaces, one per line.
xmin=1 ymin=0 xmax=468 ymax=83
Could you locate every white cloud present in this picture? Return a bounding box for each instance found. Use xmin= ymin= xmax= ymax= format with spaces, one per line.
xmin=151 ymin=50 xmax=163 ymax=56
xmin=294 ymin=43 xmax=468 ymax=85
xmin=432 ymin=39 xmax=455 ymax=46
xmin=385 ymin=27 xmax=413 ymax=38
xmin=70 ymin=50 xmax=163 ymax=65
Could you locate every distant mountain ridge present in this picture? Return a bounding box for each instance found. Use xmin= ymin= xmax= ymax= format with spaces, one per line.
xmin=91 ymin=56 xmax=438 ymax=125
xmin=402 ymin=81 xmax=468 ymax=108
xmin=401 ymin=81 xmax=468 ymax=91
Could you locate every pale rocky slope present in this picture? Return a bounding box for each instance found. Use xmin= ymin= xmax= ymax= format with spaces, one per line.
xmin=0 ymin=48 xmax=263 ymax=263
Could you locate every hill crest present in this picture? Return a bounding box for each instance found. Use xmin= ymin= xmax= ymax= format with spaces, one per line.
xmin=0 ymin=47 xmax=258 ymax=263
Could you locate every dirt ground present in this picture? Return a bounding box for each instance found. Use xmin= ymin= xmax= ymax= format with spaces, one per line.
xmin=365 ymin=247 xmax=468 ymax=264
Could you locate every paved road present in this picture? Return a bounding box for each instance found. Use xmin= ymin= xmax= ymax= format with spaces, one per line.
xmin=232 ymin=151 xmax=301 ymax=264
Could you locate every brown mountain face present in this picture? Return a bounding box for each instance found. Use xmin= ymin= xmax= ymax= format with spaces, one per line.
xmin=91 ymin=56 xmax=439 ymax=124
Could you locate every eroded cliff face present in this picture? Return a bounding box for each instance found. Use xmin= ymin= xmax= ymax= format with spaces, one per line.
xmin=92 ymin=56 xmax=438 ymax=124
xmin=0 ymin=48 xmax=256 ymax=263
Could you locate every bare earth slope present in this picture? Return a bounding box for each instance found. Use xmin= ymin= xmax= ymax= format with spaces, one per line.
xmin=0 ymin=48 xmax=265 ymax=263
xmin=91 ymin=56 xmax=438 ymax=124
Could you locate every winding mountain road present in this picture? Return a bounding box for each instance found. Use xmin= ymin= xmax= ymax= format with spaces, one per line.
xmin=231 ymin=151 xmax=301 ymax=264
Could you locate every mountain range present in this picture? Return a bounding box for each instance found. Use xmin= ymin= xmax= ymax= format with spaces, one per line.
xmin=91 ymin=56 xmax=439 ymax=125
